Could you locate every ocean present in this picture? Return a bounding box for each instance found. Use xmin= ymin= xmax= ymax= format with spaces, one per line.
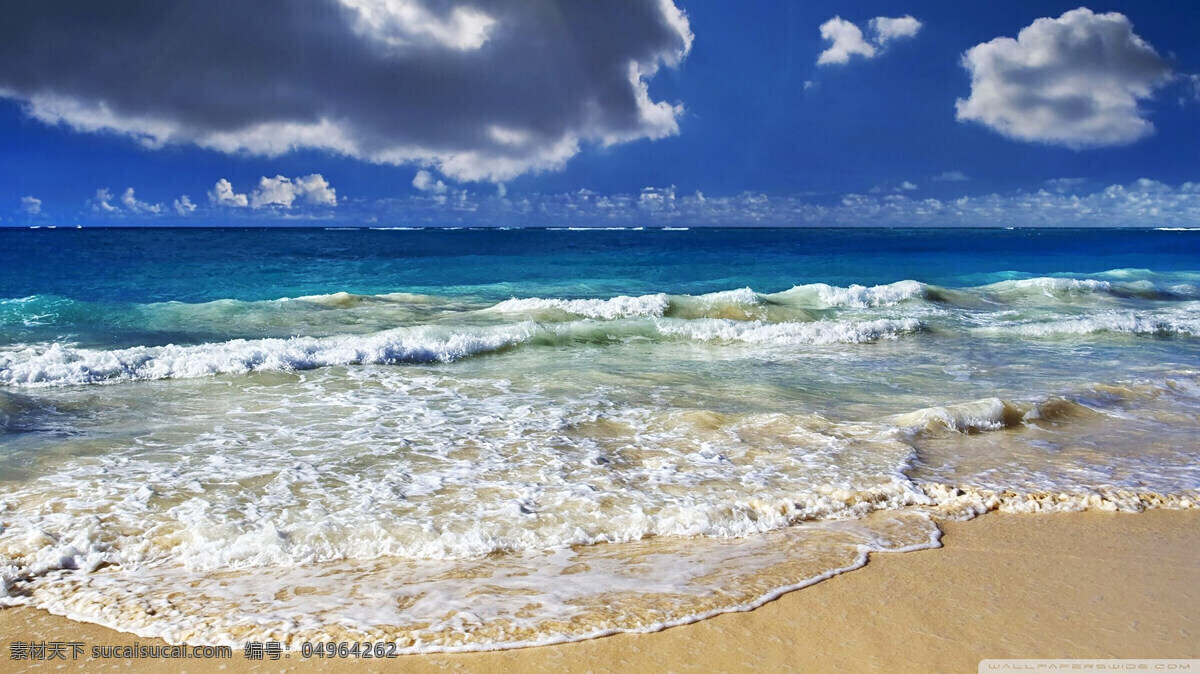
xmin=1 ymin=226 xmax=1198 ymax=650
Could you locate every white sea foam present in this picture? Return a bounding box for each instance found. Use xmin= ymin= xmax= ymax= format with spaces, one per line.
xmin=490 ymin=289 xmax=771 ymax=322
xmin=921 ymin=484 xmax=1197 ymax=518
xmin=0 ymin=323 xmax=537 ymax=386
xmin=979 ymin=309 xmax=1200 ymax=338
xmin=657 ymin=317 xmax=922 ymax=345
xmin=984 ymin=277 xmax=1112 ymax=297
xmin=5 ymin=268 xmax=1200 ymax=650
xmin=2 ymin=512 xmax=943 ymax=651
xmin=0 ymin=313 xmax=930 ymax=387
xmin=0 ymin=376 xmax=930 ymax=590
xmin=488 ymin=294 xmax=670 ymax=319
xmin=695 ymin=287 xmax=761 ymax=305
xmin=969 ymin=276 xmax=1200 ymax=302
xmin=2 ymin=364 xmax=1198 ymax=649
xmin=288 ymin=290 xmax=437 ymax=307
xmin=773 ymin=280 xmax=926 ymax=308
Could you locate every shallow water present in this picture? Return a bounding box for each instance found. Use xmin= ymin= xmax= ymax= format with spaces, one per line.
xmin=1 ymin=227 xmax=1198 ymax=649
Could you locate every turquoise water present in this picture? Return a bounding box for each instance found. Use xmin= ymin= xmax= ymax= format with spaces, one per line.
xmin=5 ymin=227 xmax=1200 ymax=304
xmin=1 ymin=227 xmax=1199 ymax=649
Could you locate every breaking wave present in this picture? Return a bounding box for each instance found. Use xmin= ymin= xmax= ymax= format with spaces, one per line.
xmin=0 ymin=316 xmax=925 ymax=387
xmin=0 ymin=323 xmax=538 ymax=386
xmin=976 ymin=308 xmax=1200 ymax=338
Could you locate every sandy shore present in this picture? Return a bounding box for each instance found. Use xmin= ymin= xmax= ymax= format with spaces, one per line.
xmin=1 ymin=509 xmax=1196 ymax=672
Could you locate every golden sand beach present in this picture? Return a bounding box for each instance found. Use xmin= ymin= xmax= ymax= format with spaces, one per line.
xmin=2 ymin=509 xmax=1195 ymax=673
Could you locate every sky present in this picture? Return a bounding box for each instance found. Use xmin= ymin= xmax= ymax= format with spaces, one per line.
xmin=1 ymin=0 xmax=1198 ymax=227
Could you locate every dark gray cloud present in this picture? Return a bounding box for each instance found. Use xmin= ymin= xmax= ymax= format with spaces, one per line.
xmin=956 ymin=8 xmax=1172 ymax=148
xmin=0 ymin=0 xmax=692 ymax=181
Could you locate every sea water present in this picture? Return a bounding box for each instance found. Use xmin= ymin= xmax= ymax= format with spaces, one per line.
xmin=0 ymin=227 xmax=1197 ymax=649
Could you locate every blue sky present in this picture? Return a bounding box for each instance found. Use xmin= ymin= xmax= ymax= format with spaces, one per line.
xmin=1 ymin=1 xmax=1197 ymax=226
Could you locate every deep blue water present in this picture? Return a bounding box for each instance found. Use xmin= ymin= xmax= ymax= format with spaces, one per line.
xmin=3 ymin=227 xmax=1199 ymax=303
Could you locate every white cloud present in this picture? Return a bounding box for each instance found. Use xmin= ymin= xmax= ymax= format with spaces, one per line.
xmin=92 ymin=188 xmax=118 ymax=213
xmin=211 ymin=174 xmax=338 ymax=209
xmin=899 ymin=181 xmax=918 ymax=191
xmin=817 ymin=14 xmax=921 ymax=66
xmin=956 ymin=8 xmax=1172 ymax=148
xmin=89 ymin=187 xmax=163 ymax=215
xmin=173 ymin=195 xmax=197 ymax=215
xmin=869 ymin=16 xmax=922 ymax=46
xmin=251 ymin=177 xmax=302 ymax=208
xmin=19 ymin=196 xmax=41 ymax=215
xmin=932 ymin=171 xmax=969 ymax=182
xmin=341 ymin=0 xmax=496 ymax=51
xmin=209 ymin=179 xmax=249 ymax=208
xmin=293 ymin=174 xmax=338 ymax=207
xmin=817 ymin=18 xmax=875 ymax=65
xmin=119 ymin=187 xmax=162 ymax=214
xmin=0 ymin=1 xmax=692 ymax=182
xmin=251 ymin=174 xmax=338 ymax=208
xmin=412 ymin=170 xmax=447 ymax=194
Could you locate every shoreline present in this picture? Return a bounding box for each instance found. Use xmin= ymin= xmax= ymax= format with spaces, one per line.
xmin=2 ymin=509 xmax=1196 ymax=671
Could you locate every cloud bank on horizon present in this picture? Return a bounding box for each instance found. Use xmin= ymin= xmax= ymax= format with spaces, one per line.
xmin=392 ymin=178 xmax=1200 ymax=228
xmin=0 ymin=0 xmax=692 ymax=183
xmin=69 ymin=175 xmax=1200 ymax=228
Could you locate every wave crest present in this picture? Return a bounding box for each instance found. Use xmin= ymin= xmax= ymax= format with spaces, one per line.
xmin=772 ymin=280 xmax=926 ymax=309
xmin=488 ymin=294 xmax=670 ymax=319
xmin=657 ymin=317 xmax=922 ymax=345
xmin=978 ymin=309 xmax=1200 ymax=338
xmin=0 ymin=323 xmax=537 ymax=386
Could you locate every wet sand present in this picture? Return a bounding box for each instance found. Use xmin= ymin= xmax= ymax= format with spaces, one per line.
xmin=1 ymin=509 xmax=1196 ymax=672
